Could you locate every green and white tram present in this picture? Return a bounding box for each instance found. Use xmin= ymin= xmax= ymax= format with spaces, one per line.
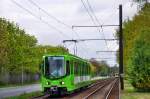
xmin=40 ymin=54 xmax=92 ymax=95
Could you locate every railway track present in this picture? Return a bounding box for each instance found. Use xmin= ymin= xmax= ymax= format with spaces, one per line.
xmin=105 ymin=78 xmax=119 ymax=99
xmin=32 ymin=78 xmax=109 ymax=99
xmin=63 ymin=78 xmax=119 ymax=99
xmin=32 ymin=78 xmax=119 ymax=99
xmin=62 ymin=78 xmax=118 ymax=99
xmin=82 ymin=78 xmax=119 ymax=99
xmin=83 ymin=80 xmax=116 ymax=99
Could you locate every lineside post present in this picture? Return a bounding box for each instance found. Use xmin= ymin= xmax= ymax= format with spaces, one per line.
xmin=119 ymin=4 xmax=124 ymax=90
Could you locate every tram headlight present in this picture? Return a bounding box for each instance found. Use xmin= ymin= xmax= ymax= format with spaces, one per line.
xmin=61 ymin=81 xmax=65 ymax=85
xmin=46 ymin=82 xmax=50 ymax=85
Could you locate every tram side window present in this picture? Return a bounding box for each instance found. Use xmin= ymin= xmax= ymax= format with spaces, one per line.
xmin=70 ymin=60 xmax=72 ymax=74
xmin=81 ymin=63 xmax=83 ymax=75
xmin=82 ymin=63 xmax=83 ymax=75
xmin=84 ymin=63 xmax=85 ymax=75
xmin=74 ymin=62 xmax=76 ymax=75
xmin=80 ymin=63 xmax=82 ymax=76
xmin=87 ymin=65 xmax=89 ymax=75
xmin=70 ymin=61 xmax=73 ymax=74
xmin=77 ymin=62 xmax=78 ymax=75
xmin=40 ymin=60 xmax=44 ymax=74
xmin=85 ymin=63 xmax=87 ymax=75
xmin=89 ymin=65 xmax=90 ymax=74
xmin=80 ymin=63 xmax=81 ymax=76
xmin=83 ymin=63 xmax=85 ymax=75
xmin=79 ymin=62 xmax=81 ymax=76
xmin=78 ymin=62 xmax=80 ymax=76
xmin=88 ymin=65 xmax=90 ymax=74
xmin=45 ymin=57 xmax=49 ymax=75
xmin=76 ymin=62 xmax=78 ymax=75
xmin=66 ymin=61 xmax=70 ymax=75
xmin=74 ymin=62 xmax=77 ymax=75
xmin=86 ymin=64 xmax=88 ymax=75
xmin=85 ymin=63 xmax=86 ymax=75
xmin=79 ymin=63 xmax=80 ymax=76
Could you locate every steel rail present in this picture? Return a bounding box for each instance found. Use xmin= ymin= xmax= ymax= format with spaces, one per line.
xmin=88 ymin=79 xmax=111 ymax=88
xmin=83 ymin=79 xmax=116 ymax=99
xmin=105 ymin=79 xmax=118 ymax=99
xmin=32 ymin=79 xmax=110 ymax=99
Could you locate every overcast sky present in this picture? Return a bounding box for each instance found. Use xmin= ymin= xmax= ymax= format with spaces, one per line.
xmin=0 ymin=0 xmax=140 ymax=66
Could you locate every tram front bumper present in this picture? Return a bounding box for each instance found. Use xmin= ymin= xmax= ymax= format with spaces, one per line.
xmin=44 ymin=86 xmax=67 ymax=95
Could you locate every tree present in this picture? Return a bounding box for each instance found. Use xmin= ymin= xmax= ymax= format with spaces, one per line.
xmin=115 ymin=3 xmax=150 ymax=91
xmin=0 ymin=18 xmax=69 ymax=74
xmin=89 ymin=59 xmax=110 ymax=76
xmin=0 ymin=17 xmax=70 ymax=85
xmin=129 ymin=28 xmax=150 ymax=91
xmin=99 ymin=61 xmax=110 ymax=76
xmin=110 ymin=65 xmax=119 ymax=75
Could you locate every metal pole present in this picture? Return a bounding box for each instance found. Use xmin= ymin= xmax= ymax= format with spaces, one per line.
xmin=119 ymin=4 xmax=124 ymax=90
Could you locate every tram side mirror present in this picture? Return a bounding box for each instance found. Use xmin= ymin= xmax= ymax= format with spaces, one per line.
xmin=39 ymin=61 xmax=44 ymax=73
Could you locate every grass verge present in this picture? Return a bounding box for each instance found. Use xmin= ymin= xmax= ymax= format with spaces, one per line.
xmin=121 ymin=80 xmax=150 ymax=99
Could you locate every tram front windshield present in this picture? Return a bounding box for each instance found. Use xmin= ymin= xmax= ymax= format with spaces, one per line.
xmin=45 ymin=56 xmax=65 ymax=78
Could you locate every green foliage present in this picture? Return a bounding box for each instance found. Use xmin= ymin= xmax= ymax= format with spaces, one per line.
xmin=129 ymin=28 xmax=150 ymax=91
xmin=99 ymin=61 xmax=109 ymax=76
xmin=110 ymin=66 xmax=119 ymax=75
xmin=116 ymin=3 xmax=150 ymax=91
xmin=0 ymin=18 xmax=68 ymax=75
xmin=90 ymin=59 xmax=110 ymax=76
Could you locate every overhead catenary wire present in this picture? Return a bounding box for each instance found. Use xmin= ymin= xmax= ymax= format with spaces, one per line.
xmin=81 ymin=0 xmax=116 ymax=62
xmin=80 ymin=0 xmax=110 ymax=51
xmin=11 ymin=0 xmax=71 ymax=39
xmin=71 ymin=28 xmax=95 ymax=55
xmin=86 ymin=0 xmax=103 ymax=29
xmin=86 ymin=0 xmax=120 ymax=54
xmin=80 ymin=0 xmax=98 ymax=28
xmin=11 ymin=0 xmax=118 ymax=63
xmin=85 ymin=0 xmax=111 ymax=53
xmin=28 ymin=0 xmax=112 ymax=58
xmin=101 ymin=1 xmax=129 ymax=26
xmin=28 ymin=0 xmax=83 ymax=39
xmin=85 ymin=1 xmax=130 ymax=62
xmin=28 ymin=0 xmax=92 ymax=57
xmin=28 ymin=0 xmax=71 ymax=28
xmin=73 ymin=0 xmax=103 ymax=56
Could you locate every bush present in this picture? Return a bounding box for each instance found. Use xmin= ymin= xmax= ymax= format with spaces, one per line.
xmin=129 ymin=28 xmax=150 ymax=91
